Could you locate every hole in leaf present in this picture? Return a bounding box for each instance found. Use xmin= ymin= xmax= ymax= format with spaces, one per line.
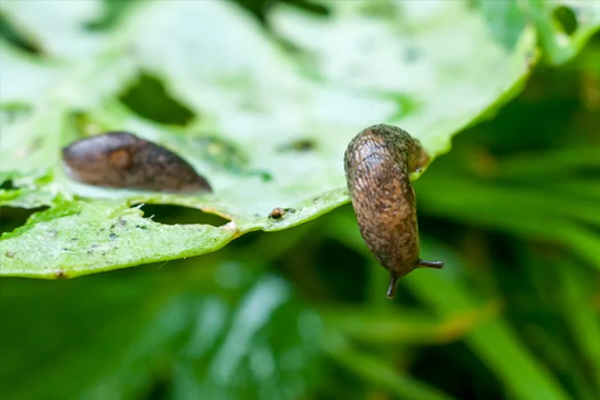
xmin=0 ymin=206 xmax=49 ymax=236
xmin=172 ymin=134 xmax=272 ymax=181
xmin=120 ymin=72 xmax=195 ymax=126
xmin=554 ymin=6 xmax=578 ymax=36
xmin=187 ymin=135 xmax=250 ymax=172
xmin=0 ymin=180 xmax=17 ymax=190
xmin=132 ymin=204 xmax=230 ymax=227
xmin=0 ymin=12 xmax=41 ymax=54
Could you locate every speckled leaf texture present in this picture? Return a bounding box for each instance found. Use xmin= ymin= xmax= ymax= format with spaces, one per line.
xmin=1 ymin=0 xmax=598 ymax=278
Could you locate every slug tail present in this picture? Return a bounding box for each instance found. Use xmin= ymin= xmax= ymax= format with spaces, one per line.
xmin=386 ymin=273 xmax=399 ymax=299
xmin=417 ymin=260 xmax=444 ymax=269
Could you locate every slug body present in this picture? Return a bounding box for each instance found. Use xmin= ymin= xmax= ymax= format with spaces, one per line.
xmin=62 ymin=132 xmax=211 ymax=192
xmin=344 ymin=124 xmax=442 ymax=299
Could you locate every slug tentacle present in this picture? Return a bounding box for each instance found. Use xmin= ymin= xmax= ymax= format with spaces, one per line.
xmin=344 ymin=124 xmax=443 ymax=299
xmin=417 ymin=259 xmax=444 ymax=269
xmin=387 ymin=274 xmax=400 ymax=299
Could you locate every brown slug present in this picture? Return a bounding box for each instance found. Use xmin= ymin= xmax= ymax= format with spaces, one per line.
xmin=344 ymin=124 xmax=443 ymax=299
xmin=62 ymin=131 xmax=212 ymax=192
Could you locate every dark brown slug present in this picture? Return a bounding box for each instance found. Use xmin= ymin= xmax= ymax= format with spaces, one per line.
xmin=344 ymin=124 xmax=443 ymax=299
xmin=62 ymin=132 xmax=211 ymax=192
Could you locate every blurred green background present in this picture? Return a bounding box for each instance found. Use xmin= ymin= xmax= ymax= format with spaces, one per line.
xmin=1 ymin=1 xmax=599 ymax=400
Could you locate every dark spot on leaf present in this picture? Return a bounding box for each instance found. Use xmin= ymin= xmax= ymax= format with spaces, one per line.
xmin=0 ymin=13 xmax=41 ymax=54
xmin=110 ymin=224 xmax=116 ymax=230
xmin=0 ymin=104 xmax=33 ymax=127
xmin=244 ymin=0 xmax=329 ymax=21
xmin=120 ymin=72 xmax=195 ymax=126
xmin=404 ymin=47 xmax=420 ymax=63
xmin=187 ymin=135 xmax=249 ymax=171
xmin=135 ymin=225 xmax=148 ymax=230
xmin=119 ymin=218 xmax=127 ymax=226
xmin=554 ymin=6 xmax=578 ymax=36
xmin=358 ymin=1 xmax=396 ymax=18
xmin=278 ymin=138 xmax=317 ymax=152
xmin=172 ymin=134 xmax=271 ymax=181
xmin=132 ymin=203 xmax=230 ymax=227
xmin=69 ymin=111 xmax=104 ymax=138
xmin=5 ymin=251 xmax=15 ymax=258
xmin=55 ymin=269 xmax=67 ymax=279
xmin=109 ymin=233 xmax=118 ymax=240
xmin=0 ymin=180 xmax=16 ymax=190
xmin=84 ymin=0 xmax=137 ymax=31
xmin=257 ymin=170 xmax=273 ymax=182
xmin=0 ymin=206 xmax=50 ymax=236
xmin=87 ymin=250 xmax=93 ymax=255
xmin=386 ymin=94 xmax=421 ymax=120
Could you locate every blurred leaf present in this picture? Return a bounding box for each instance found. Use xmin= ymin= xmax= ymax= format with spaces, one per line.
xmin=0 ymin=0 xmax=538 ymax=277
xmin=328 ymin=212 xmax=572 ymax=400
xmin=321 ymin=303 xmax=500 ymax=345
xmin=404 ymin=252 xmax=572 ymax=400
xmin=0 ymin=269 xmax=323 ymax=400
xmin=553 ymin=259 xmax=600 ymax=397
xmin=414 ymin=167 xmax=600 ymax=270
xmin=326 ymin=334 xmax=457 ymax=400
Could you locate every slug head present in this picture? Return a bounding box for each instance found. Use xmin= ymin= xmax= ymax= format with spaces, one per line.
xmin=62 ymin=132 xmax=139 ymax=184
xmin=407 ymin=144 xmax=430 ymax=174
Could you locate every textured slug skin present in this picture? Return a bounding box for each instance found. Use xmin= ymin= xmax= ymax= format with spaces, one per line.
xmin=62 ymin=132 xmax=211 ymax=193
xmin=344 ymin=124 xmax=442 ymax=298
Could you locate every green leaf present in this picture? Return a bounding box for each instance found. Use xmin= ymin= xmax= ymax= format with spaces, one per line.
xmin=0 ymin=0 xmax=541 ymax=277
xmin=0 ymin=200 xmax=236 ymax=278
xmin=0 ymin=270 xmax=323 ymax=400
xmin=326 ymin=335 xmax=457 ymax=400
xmin=328 ymin=212 xmax=573 ymax=400
xmin=522 ymin=0 xmax=600 ymax=65
xmin=404 ymin=255 xmax=573 ymax=400
xmin=320 ymin=303 xmax=500 ymax=345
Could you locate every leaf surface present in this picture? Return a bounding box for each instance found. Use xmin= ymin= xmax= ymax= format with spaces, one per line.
xmin=0 ymin=0 xmax=577 ymax=277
